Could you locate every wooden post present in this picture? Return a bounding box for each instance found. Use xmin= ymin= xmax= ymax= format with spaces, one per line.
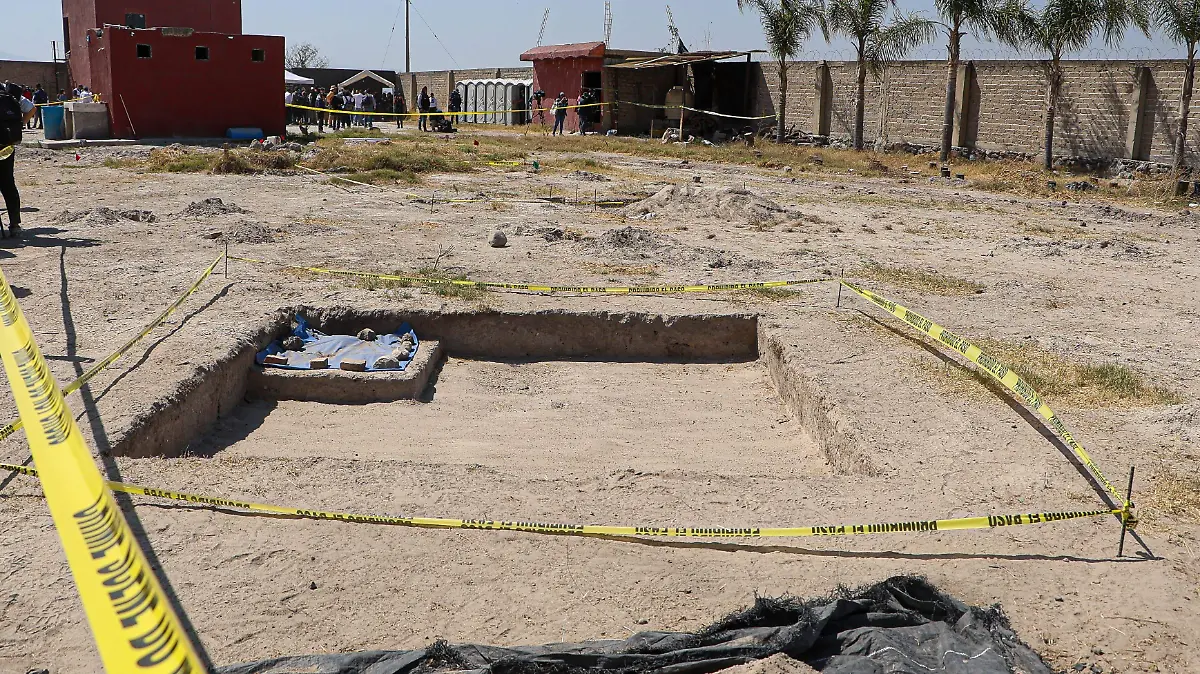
xmin=953 ymin=61 xmax=976 ymax=150
xmin=813 ymin=61 xmax=832 ymax=138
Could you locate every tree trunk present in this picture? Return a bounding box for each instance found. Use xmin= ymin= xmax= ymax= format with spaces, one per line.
xmin=1175 ymin=46 xmax=1196 ymax=175
xmin=777 ymin=59 xmax=788 ymax=144
xmin=1043 ymin=59 xmax=1061 ymax=171
xmin=854 ymin=43 xmax=867 ymax=150
xmin=940 ymin=28 xmax=960 ymax=162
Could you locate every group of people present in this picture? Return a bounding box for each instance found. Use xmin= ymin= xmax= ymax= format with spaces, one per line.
xmin=549 ymin=89 xmax=600 ymax=136
xmin=286 ymin=87 xmax=411 ymax=133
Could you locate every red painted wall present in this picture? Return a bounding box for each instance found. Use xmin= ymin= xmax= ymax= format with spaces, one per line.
xmin=530 ymin=56 xmax=604 ymax=133
xmin=94 ymin=0 xmax=242 ymax=33
xmin=64 ymin=0 xmax=243 ymax=90
xmin=89 ymin=28 xmax=284 ymax=138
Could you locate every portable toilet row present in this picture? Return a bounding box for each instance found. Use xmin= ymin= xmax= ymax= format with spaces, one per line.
xmin=455 ymin=79 xmax=532 ymax=126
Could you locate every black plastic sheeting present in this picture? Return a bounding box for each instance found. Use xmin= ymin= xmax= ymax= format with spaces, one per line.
xmin=218 ymin=576 xmax=1051 ymax=674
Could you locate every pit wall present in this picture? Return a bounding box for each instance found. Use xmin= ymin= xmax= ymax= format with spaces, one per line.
xmin=758 ymin=324 xmax=875 ymax=477
xmin=107 ymin=308 xmax=761 ymax=458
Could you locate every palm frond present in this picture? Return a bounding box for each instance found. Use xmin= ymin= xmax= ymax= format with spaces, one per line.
xmin=867 ymin=12 xmax=938 ymax=71
xmin=1149 ymin=0 xmax=1200 ymax=45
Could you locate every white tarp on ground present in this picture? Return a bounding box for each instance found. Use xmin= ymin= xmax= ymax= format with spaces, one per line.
xmin=285 ymin=70 xmax=315 ymax=86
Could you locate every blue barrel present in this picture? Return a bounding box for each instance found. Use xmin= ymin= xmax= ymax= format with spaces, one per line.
xmin=42 ymin=105 xmax=67 ymax=140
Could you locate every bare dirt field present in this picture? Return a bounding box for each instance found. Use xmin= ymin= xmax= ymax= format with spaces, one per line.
xmin=0 ymin=126 xmax=1198 ymax=674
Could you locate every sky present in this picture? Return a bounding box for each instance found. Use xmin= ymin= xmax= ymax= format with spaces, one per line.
xmin=0 ymin=0 xmax=1179 ymax=68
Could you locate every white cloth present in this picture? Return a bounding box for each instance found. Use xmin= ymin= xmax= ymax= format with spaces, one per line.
xmin=353 ymin=93 xmax=365 ymax=110
xmin=285 ymin=92 xmax=293 ymax=104
xmin=18 ymin=97 xmax=34 ymax=115
xmin=79 ymin=91 xmax=93 ymax=102
xmin=430 ymin=95 xmax=438 ymax=110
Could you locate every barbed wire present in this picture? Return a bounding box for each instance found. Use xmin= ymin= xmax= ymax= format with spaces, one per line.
xmin=782 ymin=45 xmax=1182 ymax=66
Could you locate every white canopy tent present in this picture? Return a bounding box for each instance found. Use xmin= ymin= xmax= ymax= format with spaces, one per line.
xmin=285 ymin=70 xmax=315 ymax=86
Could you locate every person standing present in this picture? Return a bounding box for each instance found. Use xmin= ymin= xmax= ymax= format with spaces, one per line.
xmin=396 ymin=92 xmax=407 ymax=129
xmin=448 ymin=87 xmax=462 ymax=123
xmin=31 ymin=85 xmax=47 ymax=130
xmin=551 ymin=92 xmax=568 ymax=136
xmin=363 ymin=91 xmax=375 ymax=129
xmin=1 ymin=83 xmax=37 ymax=239
xmin=417 ymin=86 xmax=430 ymax=132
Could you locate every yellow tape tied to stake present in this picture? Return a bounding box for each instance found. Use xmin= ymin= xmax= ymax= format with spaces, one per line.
xmin=229 ymin=256 xmax=828 ymax=295
xmin=0 ymin=253 xmax=224 ymax=444
xmin=2 ymin=462 xmax=1117 ymax=539
xmin=0 ymin=272 xmax=205 ymax=672
xmin=839 ymin=280 xmax=1131 ymax=519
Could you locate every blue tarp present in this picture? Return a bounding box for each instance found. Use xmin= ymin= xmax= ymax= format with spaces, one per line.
xmin=256 ymin=316 xmax=419 ymax=371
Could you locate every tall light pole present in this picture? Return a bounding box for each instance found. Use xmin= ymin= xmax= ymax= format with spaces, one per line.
xmin=405 ymin=0 xmax=411 ymax=73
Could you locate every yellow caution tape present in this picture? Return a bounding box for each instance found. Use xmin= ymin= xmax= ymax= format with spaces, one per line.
xmin=0 ymin=273 xmax=205 ymax=672
xmin=286 ymin=101 xmax=609 ymax=119
xmin=1 ymin=462 xmax=1118 ymax=538
xmin=0 ymin=254 xmax=224 ymax=444
xmin=229 ymin=256 xmax=829 ymax=294
xmin=840 ymin=280 xmax=1128 ymax=509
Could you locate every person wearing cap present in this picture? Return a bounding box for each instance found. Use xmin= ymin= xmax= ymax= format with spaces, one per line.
xmin=551 ymin=91 xmax=569 ymax=136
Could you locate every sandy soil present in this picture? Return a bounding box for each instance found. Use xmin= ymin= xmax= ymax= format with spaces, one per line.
xmin=0 ymin=129 xmax=1197 ymax=674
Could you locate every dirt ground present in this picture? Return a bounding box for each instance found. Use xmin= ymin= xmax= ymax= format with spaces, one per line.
xmin=0 ymin=127 xmax=1198 ymax=674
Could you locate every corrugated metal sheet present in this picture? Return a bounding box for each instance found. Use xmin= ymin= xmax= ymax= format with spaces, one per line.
xmin=607 ymin=51 xmax=756 ymax=69
xmin=520 ymin=42 xmax=606 ymax=61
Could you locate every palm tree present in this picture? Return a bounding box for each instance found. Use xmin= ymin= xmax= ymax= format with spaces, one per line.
xmin=931 ymin=0 xmax=1023 ymax=161
xmin=1151 ymin=0 xmax=1200 ymax=173
xmin=1014 ymin=0 xmax=1149 ymax=170
xmin=739 ymin=0 xmax=828 ymax=143
xmin=827 ymin=0 xmax=938 ymax=150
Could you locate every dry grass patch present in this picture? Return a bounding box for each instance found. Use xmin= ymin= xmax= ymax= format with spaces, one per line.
xmin=913 ymin=338 xmax=1182 ymax=408
xmin=856 ymin=261 xmax=986 ymax=295
xmin=1141 ymin=467 xmax=1200 ymax=524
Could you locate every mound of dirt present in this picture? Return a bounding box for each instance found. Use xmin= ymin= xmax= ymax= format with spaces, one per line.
xmin=216 ymin=220 xmax=282 ymax=244
xmin=623 ymin=185 xmax=790 ymax=224
xmin=566 ymin=170 xmax=612 ymax=182
xmin=181 ymin=198 xmax=248 ymax=218
xmin=584 ymin=226 xmax=751 ymax=269
xmin=56 ymin=207 xmax=156 ymax=227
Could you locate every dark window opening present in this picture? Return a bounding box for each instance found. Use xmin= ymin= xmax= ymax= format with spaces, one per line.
xmin=136 ymin=44 xmax=152 ymax=59
xmin=195 ymin=46 xmax=210 ymax=61
xmin=582 ymin=71 xmax=602 ymax=90
xmin=251 ymin=49 xmax=265 ymax=62
xmin=125 ymin=13 xmax=146 ymax=29
xmin=62 ymin=16 xmax=71 ymax=51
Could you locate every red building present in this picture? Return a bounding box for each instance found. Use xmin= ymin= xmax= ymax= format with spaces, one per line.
xmin=62 ymin=0 xmax=284 ymax=138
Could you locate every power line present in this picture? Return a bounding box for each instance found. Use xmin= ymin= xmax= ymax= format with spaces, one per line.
xmin=381 ymin=0 xmax=406 ymax=68
xmin=411 ymin=2 xmax=461 ymax=69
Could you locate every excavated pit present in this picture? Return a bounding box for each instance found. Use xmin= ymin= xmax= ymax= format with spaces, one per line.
xmin=107 ymin=308 xmax=860 ymax=475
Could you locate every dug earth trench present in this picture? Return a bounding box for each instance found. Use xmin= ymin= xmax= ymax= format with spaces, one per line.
xmin=0 ymin=133 xmax=1197 ymax=674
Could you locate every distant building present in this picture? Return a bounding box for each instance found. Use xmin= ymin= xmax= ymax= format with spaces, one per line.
xmin=289 ymin=68 xmax=399 ymax=98
xmin=520 ymin=42 xmax=759 ymax=135
xmin=61 ymin=0 xmax=285 ymax=138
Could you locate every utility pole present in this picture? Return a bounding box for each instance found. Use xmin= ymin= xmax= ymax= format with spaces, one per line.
xmin=405 ymin=0 xmax=411 ymax=74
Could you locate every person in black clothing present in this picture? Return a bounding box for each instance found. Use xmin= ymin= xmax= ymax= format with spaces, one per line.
xmin=417 ymin=87 xmax=430 ymax=132
xmin=395 ymin=92 xmax=406 ymax=128
xmin=448 ymin=88 xmax=462 ymax=124
xmin=31 ymin=85 xmax=47 ymax=130
xmin=2 ymin=82 xmax=37 ymax=238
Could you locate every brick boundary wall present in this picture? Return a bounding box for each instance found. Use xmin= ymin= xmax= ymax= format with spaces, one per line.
xmin=757 ymin=59 xmax=1195 ymax=165
xmin=0 ymin=60 xmax=71 ymax=94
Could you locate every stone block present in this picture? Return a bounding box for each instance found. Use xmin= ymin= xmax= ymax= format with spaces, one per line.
xmin=341 ymin=359 xmax=367 ymax=372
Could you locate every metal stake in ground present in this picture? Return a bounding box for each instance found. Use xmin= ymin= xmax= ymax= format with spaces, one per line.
xmin=224 ymin=241 xmax=229 ymax=279
xmin=835 ymin=268 xmax=845 ymax=308
xmin=1117 ymin=466 xmax=1136 ymax=557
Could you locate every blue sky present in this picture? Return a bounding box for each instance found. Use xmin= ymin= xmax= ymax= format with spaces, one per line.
xmin=0 ymin=0 xmax=1178 ymax=68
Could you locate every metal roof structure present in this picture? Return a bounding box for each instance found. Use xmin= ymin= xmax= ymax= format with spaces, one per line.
xmin=338 ymin=69 xmax=395 ymax=89
xmin=606 ymin=50 xmax=761 ymax=69
xmin=520 ymin=42 xmax=607 ymax=61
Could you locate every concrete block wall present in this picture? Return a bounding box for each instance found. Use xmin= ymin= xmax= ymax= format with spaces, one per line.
xmin=400 ymin=67 xmax=533 ymax=104
xmin=0 ymin=60 xmax=70 ymax=92
xmin=756 ymin=58 xmax=1197 ymax=164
